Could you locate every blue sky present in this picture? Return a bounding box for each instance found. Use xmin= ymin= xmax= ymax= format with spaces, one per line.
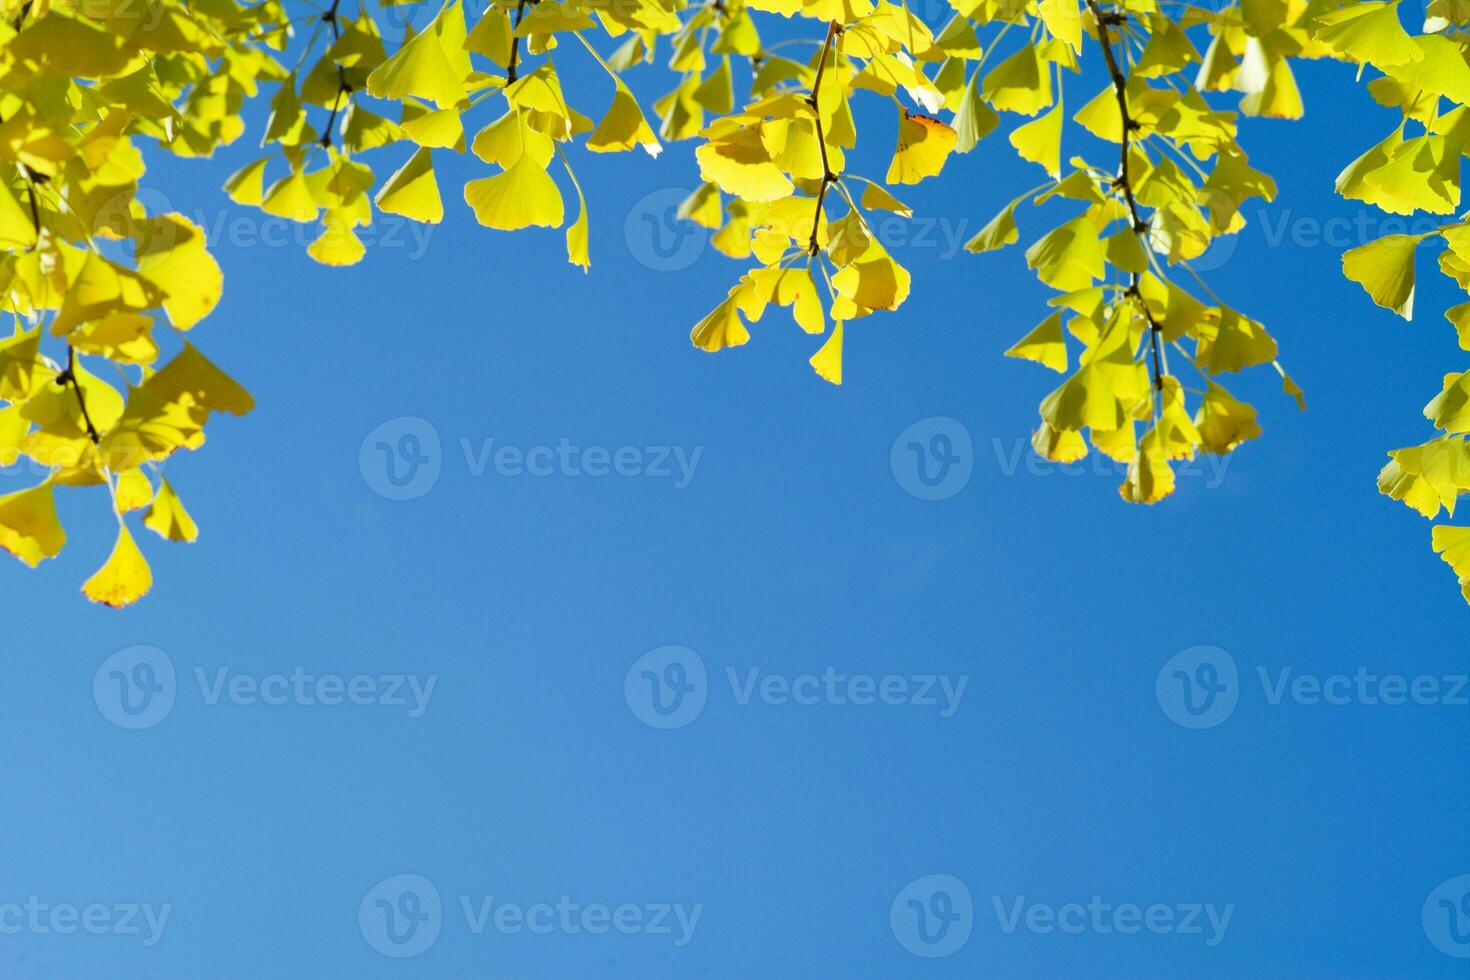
xmin=4 ymin=18 xmax=1470 ymax=979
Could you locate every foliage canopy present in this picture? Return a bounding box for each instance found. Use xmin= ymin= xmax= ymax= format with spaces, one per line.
xmin=1 ymin=0 xmax=1468 ymax=605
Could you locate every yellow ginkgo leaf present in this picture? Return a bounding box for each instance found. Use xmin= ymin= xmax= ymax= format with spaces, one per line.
xmin=954 ymin=70 xmax=1000 ymax=153
xmin=691 ymin=293 xmax=750 ymax=352
xmin=965 ymin=201 xmax=1019 ymax=253
xmin=1446 ymin=302 xmax=1470 ymax=350
xmin=472 ymin=109 xmax=554 ymax=169
xmin=70 ymin=311 xmax=156 ymax=366
xmin=678 ymin=183 xmax=723 ymax=229
xmin=1025 ymin=216 xmax=1105 ymax=291
xmin=1033 ymin=421 xmax=1088 ymax=462
xmin=1425 ymin=371 xmax=1470 ymax=433
xmin=114 ymin=469 xmax=154 ymax=513
xmin=144 ymin=479 xmax=200 ymax=543
xmin=376 ymin=146 xmax=444 ymax=223
xmin=1038 ymin=0 xmax=1081 ymax=49
xmin=224 ymin=156 xmax=271 ymax=206
xmin=564 ymin=158 xmax=590 ymax=271
xmin=401 ymin=105 xmax=465 ymax=150
xmin=0 ymin=179 xmax=38 ymax=250
xmin=860 ymin=182 xmax=911 ymax=217
xmin=1195 ymin=379 xmax=1262 ymax=453
xmin=1379 ymin=437 xmax=1470 ymax=518
xmin=1431 ymin=523 xmax=1470 ymax=601
xmin=51 ymin=252 xmax=159 ymax=336
xmin=1194 ymin=307 xmax=1277 ymax=374
xmin=308 ymin=211 xmax=368 ymax=267
xmin=261 ymin=171 xmax=320 ymax=223
xmin=1005 ymin=310 xmax=1067 ymax=373
xmin=82 ymin=521 xmax=153 ymax=608
xmin=0 ymin=327 xmax=50 ymax=401
xmin=809 ymin=320 xmax=843 ymax=385
xmin=831 ymin=239 xmax=911 ymax=315
xmin=1342 ymin=233 xmax=1424 ymax=319
xmin=693 ymin=58 xmax=735 ymax=115
xmin=135 ymin=214 xmax=223 ymax=330
xmin=365 ymin=5 xmax=469 ymax=110
xmin=695 ymin=127 xmax=794 ymax=202
xmin=1120 ymin=426 xmax=1176 ymax=504
xmin=464 ymin=154 xmax=564 ymax=231
xmin=0 ymin=482 xmax=66 ymax=568
xmin=886 ymin=111 xmax=957 ymax=185
xmin=587 ymin=82 xmax=662 ymax=157
xmin=981 ymin=45 xmax=1053 ymax=116
xmin=1010 ymin=100 xmax=1063 ymax=178
xmin=1312 ymin=1 xmax=1422 ymax=70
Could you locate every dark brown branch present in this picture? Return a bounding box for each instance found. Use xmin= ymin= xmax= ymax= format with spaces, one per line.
xmin=22 ymin=168 xmax=41 ymax=250
xmin=57 ymin=347 xmax=100 ymax=445
xmin=319 ymin=0 xmax=351 ymax=147
xmin=805 ymin=21 xmax=841 ymax=257
xmin=1085 ymin=0 xmax=1165 ymax=393
xmin=507 ymin=0 xmax=530 ymax=84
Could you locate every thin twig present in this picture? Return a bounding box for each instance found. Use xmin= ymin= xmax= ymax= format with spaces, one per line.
xmin=1085 ymin=0 xmax=1165 ymax=394
xmin=806 ymin=20 xmax=840 ymax=256
xmin=319 ymin=0 xmax=351 ymax=147
xmin=508 ymin=0 xmax=531 ymax=83
xmin=58 ymin=347 xmax=100 ymax=445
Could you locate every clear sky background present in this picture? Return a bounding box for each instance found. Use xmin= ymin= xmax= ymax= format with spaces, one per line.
xmin=4 ymin=13 xmax=1469 ymax=978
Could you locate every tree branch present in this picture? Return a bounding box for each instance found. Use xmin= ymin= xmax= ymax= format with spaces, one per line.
xmin=1085 ymin=0 xmax=1165 ymax=394
xmin=57 ymin=347 xmax=100 ymax=445
xmin=507 ymin=0 xmax=531 ymax=84
xmin=319 ymin=0 xmax=351 ymax=147
xmin=806 ymin=20 xmax=841 ymax=257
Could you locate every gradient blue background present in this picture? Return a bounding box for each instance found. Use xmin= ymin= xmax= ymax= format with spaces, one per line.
xmin=4 ymin=13 xmax=1468 ymax=977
